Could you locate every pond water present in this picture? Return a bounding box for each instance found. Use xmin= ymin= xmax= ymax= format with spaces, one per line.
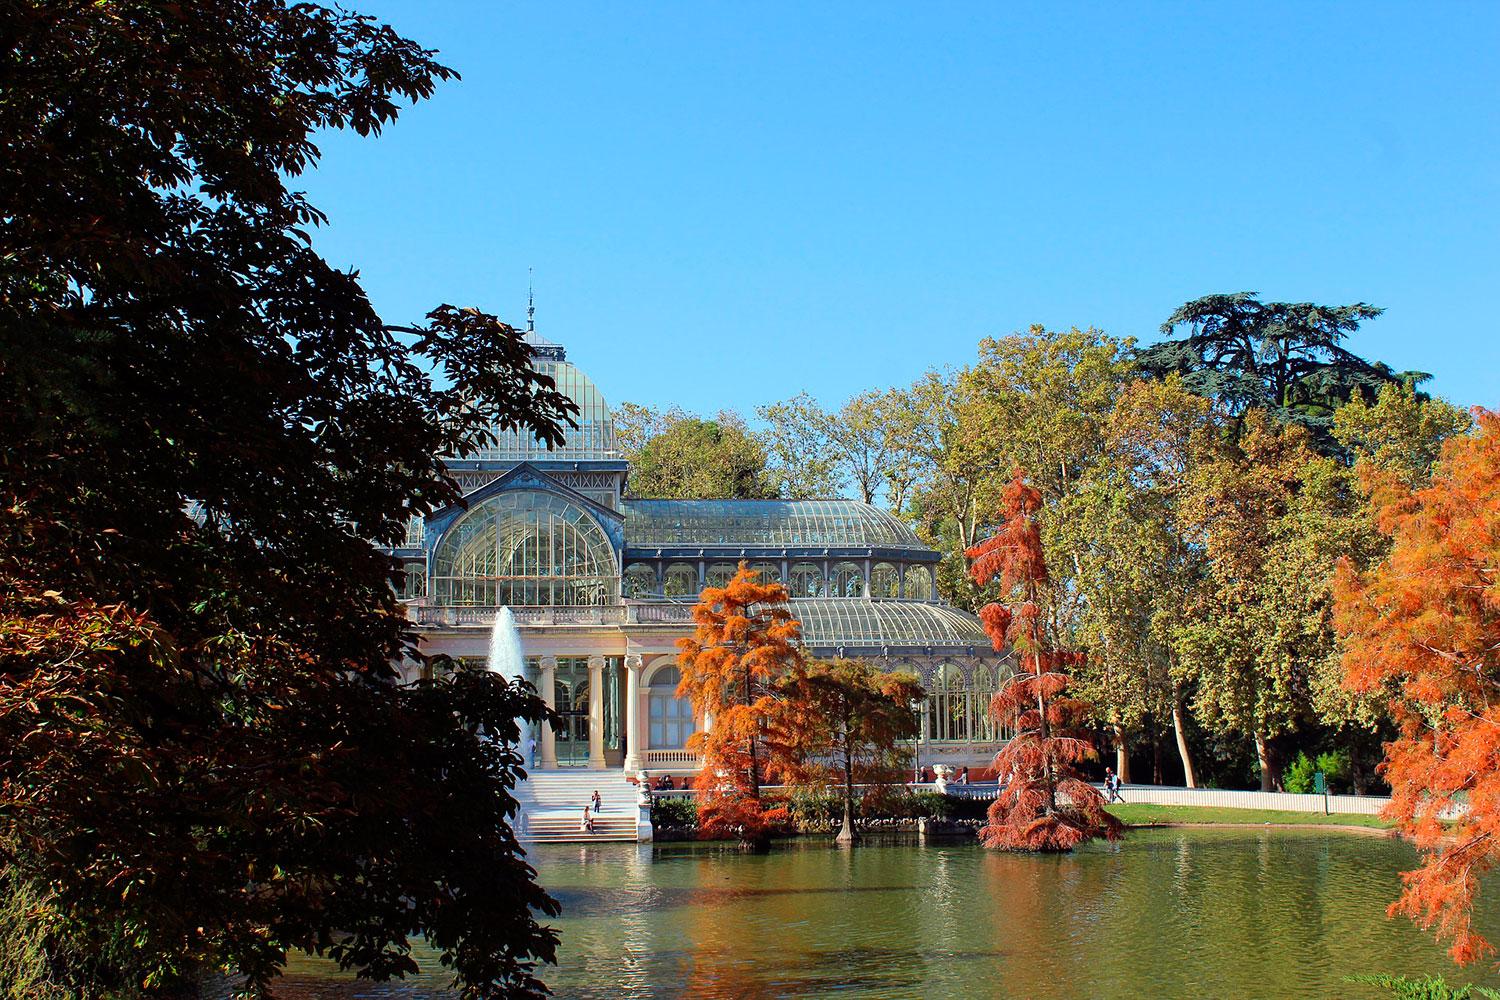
xmin=279 ymin=829 xmax=1500 ymax=999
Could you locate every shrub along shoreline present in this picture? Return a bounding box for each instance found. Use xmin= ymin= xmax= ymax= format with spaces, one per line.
xmin=648 ymin=789 xmax=1395 ymax=842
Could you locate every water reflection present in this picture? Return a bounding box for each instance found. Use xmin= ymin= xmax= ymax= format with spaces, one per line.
xmin=276 ymin=831 xmax=1500 ymax=1000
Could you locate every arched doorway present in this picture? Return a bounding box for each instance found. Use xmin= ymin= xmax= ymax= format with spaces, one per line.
xmin=554 ymin=656 xmax=591 ymax=766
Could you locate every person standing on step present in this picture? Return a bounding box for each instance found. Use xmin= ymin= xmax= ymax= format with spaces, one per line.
xmin=528 ymin=736 xmax=537 ymax=770
xmin=591 ymin=789 xmax=602 ymax=813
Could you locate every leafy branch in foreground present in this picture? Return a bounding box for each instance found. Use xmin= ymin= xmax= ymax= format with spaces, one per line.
xmin=2 ymin=2 xmax=575 ymax=996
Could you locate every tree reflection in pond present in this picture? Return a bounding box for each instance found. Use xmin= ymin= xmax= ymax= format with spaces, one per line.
xmin=272 ymin=831 xmax=1500 ymax=1000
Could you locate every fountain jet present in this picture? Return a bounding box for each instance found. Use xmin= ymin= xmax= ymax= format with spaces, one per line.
xmin=487 ymin=607 xmax=533 ymax=758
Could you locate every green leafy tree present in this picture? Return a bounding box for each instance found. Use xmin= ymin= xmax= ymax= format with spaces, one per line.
xmin=1173 ymin=414 xmax=1341 ymax=790
xmin=896 ymin=369 xmax=990 ymax=606
xmin=756 ymin=392 xmax=843 ymax=499
xmin=1138 ymin=292 xmax=1426 ymax=453
xmin=954 ymin=327 xmax=1136 ymax=611
xmin=621 ymin=406 xmax=776 ymax=499
xmin=778 ymin=659 xmax=923 ymax=844
xmin=1334 ymin=382 xmax=1473 ymax=493
xmin=1069 ymin=377 xmax=1216 ymax=785
xmin=1 ymin=2 xmax=570 ymax=995
xmin=759 ymin=389 xmax=916 ymax=504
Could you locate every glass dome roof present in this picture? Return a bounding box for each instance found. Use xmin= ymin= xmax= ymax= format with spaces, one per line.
xmin=790 ymin=599 xmax=992 ymax=648
xmin=622 ymin=499 xmax=925 ymax=549
xmin=466 ymin=334 xmax=619 ymax=462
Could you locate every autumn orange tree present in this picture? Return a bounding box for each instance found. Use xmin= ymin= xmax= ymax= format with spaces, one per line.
xmin=967 ymin=469 xmax=1122 ymax=851
xmin=676 ymin=563 xmax=804 ymax=845
xmin=1334 ymin=409 xmax=1499 ymax=965
xmin=778 ymin=659 xmax=923 ymax=844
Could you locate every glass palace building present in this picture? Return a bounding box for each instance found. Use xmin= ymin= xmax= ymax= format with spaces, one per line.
xmin=396 ymin=331 xmax=1012 ymax=773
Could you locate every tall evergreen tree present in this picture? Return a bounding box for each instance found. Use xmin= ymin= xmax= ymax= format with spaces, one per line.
xmin=1138 ymin=292 xmax=1427 ymax=452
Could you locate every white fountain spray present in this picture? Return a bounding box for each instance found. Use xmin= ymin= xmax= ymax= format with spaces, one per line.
xmin=486 ymin=607 xmax=533 ymax=765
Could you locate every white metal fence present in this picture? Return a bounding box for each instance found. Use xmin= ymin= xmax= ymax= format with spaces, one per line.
xmin=1108 ymin=784 xmax=1390 ymax=816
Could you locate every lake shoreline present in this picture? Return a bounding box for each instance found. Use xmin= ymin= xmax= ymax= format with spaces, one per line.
xmin=1122 ymin=820 xmax=1398 ymax=838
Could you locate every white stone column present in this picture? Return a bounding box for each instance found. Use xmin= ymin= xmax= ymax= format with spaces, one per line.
xmin=538 ymin=655 xmax=557 ymax=768
xmin=587 ymin=654 xmax=606 ymax=769
xmin=623 ymin=655 xmax=645 ymax=771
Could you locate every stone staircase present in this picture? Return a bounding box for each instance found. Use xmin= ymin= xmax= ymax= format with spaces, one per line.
xmin=516 ymin=769 xmax=645 ymax=843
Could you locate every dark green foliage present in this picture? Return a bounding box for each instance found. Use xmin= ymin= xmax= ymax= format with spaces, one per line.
xmin=906 ymin=790 xmax=955 ymax=821
xmin=0 ymin=2 xmax=572 ymax=996
xmin=1285 ymin=748 xmax=1353 ymax=794
xmin=650 ymin=795 xmax=700 ymax=834
xmin=626 ymin=413 xmax=777 ymax=499
xmin=786 ymin=788 xmax=844 ymax=831
xmin=1137 ymin=293 xmax=1428 ymax=453
xmin=1350 ymin=974 xmax=1500 ymax=999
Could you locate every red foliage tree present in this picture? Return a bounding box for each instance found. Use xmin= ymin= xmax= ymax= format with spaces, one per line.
xmin=1335 ymin=409 xmax=1500 ymax=965
xmin=676 ymin=563 xmax=803 ymax=845
xmin=967 ymin=469 xmax=1122 ymax=852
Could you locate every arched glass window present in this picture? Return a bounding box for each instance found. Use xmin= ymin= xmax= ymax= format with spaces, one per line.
xmin=973 ymin=665 xmax=1000 ymax=741
xmin=925 ymin=664 xmax=969 ymax=742
xmin=647 ymin=666 xmax=697 ymax=749
xmin=705 ymin=562 xmax=737 ymax=589
xmin=623 ymin=563 xmax=658 ymax=599
xmin=869 ymin=562 xmax=899 ymax=599
xmin=431 ymin=490 xmax=617 ymax=607
xmin=829 ymin=561 xmax=865 ymax=598
xmin=904 ymin=564 xmax=934 ymax=601
xmin=748 ymin=561 xmax=782 ymax=585
xmin=789 ymin=562 xmax=824 ymax=598
xmin=664 ymin=563 xmax=699 ymax=599
xmin=398 ymin=561 xmax=427 ymax=600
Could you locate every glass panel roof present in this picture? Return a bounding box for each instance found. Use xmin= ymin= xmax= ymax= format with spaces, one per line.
xmin=790 ymin=599 xmax=991 ymax=648
xmin=623 ymin=499 xmax=925 ymax=548
xmin=462 ymin=358 xmax=619 ymax=462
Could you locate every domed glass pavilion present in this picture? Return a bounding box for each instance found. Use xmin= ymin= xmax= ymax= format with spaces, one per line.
xmin=396 ymin=330 xmax=1011 ymax=774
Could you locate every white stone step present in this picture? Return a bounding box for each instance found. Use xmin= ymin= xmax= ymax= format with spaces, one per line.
xmin=515 ymin=770 xmax=645 ymax=843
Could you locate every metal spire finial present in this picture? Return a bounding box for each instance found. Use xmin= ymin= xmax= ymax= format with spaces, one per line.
xmin=526 ymin=267 xmax=535 ymax=333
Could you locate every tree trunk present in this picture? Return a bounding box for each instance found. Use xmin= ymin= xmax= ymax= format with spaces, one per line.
xmin=1151 ymin=721 xmax=1164 ymax=786
xmin=835 ymin=748 xmax=858 ymax=845
xmin=1038 ymin=703 xmax=1057 ymax=813
xmin=1255 ymin=730 xmax=1277 ymax=792
xmin=1113 ymin=724 xmax=1131 ymax=784
xmin=1171 ymin=683 xmax=1197 ymax=788
xmin=1349 ymin=736 xmax=1368 ymax=796
xmin=745 ymin=665 xmax=760 ymax=798
xmin=835 ymin=797 xmax=857 ymax=845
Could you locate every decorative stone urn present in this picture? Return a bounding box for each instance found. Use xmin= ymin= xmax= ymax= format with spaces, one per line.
xmin=635 ymin=770 xmax=654 ymax=843
xmin=635 ymin=771 xmax=653 ymax=808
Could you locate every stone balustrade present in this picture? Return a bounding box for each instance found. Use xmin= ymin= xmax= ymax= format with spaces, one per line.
xmin=403 ymin=602 xmax=708 ymax=628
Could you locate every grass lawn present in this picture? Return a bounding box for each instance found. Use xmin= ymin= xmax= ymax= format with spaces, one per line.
xmin=1107 ymin=802 xmax=1392 ymax=829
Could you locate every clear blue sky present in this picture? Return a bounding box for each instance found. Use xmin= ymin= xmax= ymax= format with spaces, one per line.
xmin=302 ymin=2 xmax=1499 ymax=414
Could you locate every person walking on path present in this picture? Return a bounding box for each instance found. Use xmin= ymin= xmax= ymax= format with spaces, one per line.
xmin=1104 ymin=767 xmax=1124 ymax=803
